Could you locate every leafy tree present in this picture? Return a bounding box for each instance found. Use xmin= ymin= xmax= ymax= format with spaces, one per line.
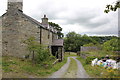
xmin=64 ymin=32 xmax=82 ymax=52
xmin=24 ymin=37 xmax=51 ymax=63
xmin=64 ymin=32 xmax=98 ymax=52
xmin=83 ymin=43 xmax=95 ymax=47
xmin=35 ymin=45 xmax=50 ymax=63
xmin=64 ymin=31 xmax=118 ymax=52
xmin=90 ymin=36 xmax=117 ymax=44
xmin=49 ymin=22 xmax=64 ymax=39
xmin=81 ymin=34 xmax=98 ymax=45
xmin=104 ymin=0 xmax=120 ymax=13
xmin=23 ymin=36 xmax=38 ymax=57
xmin=102 ymin=38 xmax=118 ymax=51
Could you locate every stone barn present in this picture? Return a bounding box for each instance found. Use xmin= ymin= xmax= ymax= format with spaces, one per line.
xmin=1 ymin=0 xmax=64 ymax=61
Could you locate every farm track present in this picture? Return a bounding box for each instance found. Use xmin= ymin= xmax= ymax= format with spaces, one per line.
xmin=49 ymin=56 xmax=89 ymax=78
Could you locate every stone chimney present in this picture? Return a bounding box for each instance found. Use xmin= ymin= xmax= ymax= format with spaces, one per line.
xmin=41 ymin=15 xmax=48 ymax=28
xmin=7 ymin=0 xmax=23 ymax=12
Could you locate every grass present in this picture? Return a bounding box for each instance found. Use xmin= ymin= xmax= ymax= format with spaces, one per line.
xmin=67 ymin=58 xmax=77 ymax=71
xmin=3 ymin=51 xmax=119 ymax=78
xmin=77 ymin=56 xmax=120 ymax=78
xmin=81 ymin=50 xmax=119 ymax=58
xmin=2 ymin=56 xmax=67 ymax=78
xmin=63 ymin=58 xmax=78 ymax=78
xmin=64 ymin=52 xmax=77 ymax=58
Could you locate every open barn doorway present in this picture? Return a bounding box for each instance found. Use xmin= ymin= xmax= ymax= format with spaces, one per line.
xmin=51 ymin=46 xmax=59 ymax=59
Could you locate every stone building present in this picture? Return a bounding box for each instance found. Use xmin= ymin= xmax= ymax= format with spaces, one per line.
xmin=1 ymin=0 xmax=64 ymax=61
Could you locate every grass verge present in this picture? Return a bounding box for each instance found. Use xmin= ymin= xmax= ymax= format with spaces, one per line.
xmin=2 ymin=56 xmax=67 ymax=78
xmin=64 ymin=52 xmax=77 ymax=58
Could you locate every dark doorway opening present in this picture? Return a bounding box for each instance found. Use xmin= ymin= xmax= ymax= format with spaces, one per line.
xmin=51 ymin=46 xmax=59 ymax=59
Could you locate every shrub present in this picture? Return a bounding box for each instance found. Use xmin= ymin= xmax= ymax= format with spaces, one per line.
xmin=35 ymin=45 xmax=51 ymax=63
xmin=49 ymin=56 xmax=56 ymax=60
xmin=24 ymin=37 xmax=52 ymax=63
xmin=85 ymin=56 xmax=96 ymax=64
xmin=102 ymin=38 xmax=118 ymax=51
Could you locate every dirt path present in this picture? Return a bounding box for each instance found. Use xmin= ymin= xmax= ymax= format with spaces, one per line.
xmin=73 ymin=57 xmax=89 ymax=78
xmin=63 ymin=57 xmax=78 ymax=78
xmin=49 ymin=57 xmax=70 ymax=78
xmin=49 ymin=56 xmax=89 ymax=78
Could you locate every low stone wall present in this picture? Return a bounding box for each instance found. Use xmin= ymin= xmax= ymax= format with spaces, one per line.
xmin=81 ymin=46 xmax=100 ymax=52
xmin=80 ymin=53 xmax=89 ymax=59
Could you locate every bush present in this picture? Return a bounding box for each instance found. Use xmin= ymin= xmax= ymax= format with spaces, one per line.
xmin=102 ymin=38 xmax=118 ymax=51
xmin=85 ymin=56 xmax=96 ymax=64
xmin=35 ymin=46 xmax=51 ymax=63
xmin=49 ymin=56 xmax=56 ymax=60
xmin=24 ymin=37 xmax=52 ymax=63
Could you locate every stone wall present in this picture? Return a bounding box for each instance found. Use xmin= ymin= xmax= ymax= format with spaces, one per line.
xmin=81 ymin=46 xmax=100 ymax=52
xmin=2 ymin=0 xmax=64 ymax=61
xmin=58 ymin=47 xmax=64 ymax=61
xmin=2 ymin=11 xmax=20 ymax=57
xmin=17 ymin=12 xmax=40 ymax=58
xmin=2 ymin=11 xmax=40 ymax=58
xmin=49 ymin=32 xmax=53 ymax=45
xmin=41 ymin=28 xmax=58 ymax=47
xmin=2 ymin=9 xmax=60 ymax=58
xmin=41 ymin=29 xmax=50 ymax=46
xmin=2 ymin=10 xmax=60 ymax=58
xmin=52 ymin=33 xmax=58 ymax=40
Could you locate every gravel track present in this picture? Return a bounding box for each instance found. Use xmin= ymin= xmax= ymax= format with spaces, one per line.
xmin=49 ymin=57 xmax=70 ymax=78
xmin=49 ymin=56 xmax=89 ymax=78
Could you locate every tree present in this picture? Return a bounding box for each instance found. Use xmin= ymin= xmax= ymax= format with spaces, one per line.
xmin=49 ymin=22 xmax=64 ymax=39
xmin=83 ymin=43 xmax=95 ymax=47
xmin=64 ymin=32 xmax=98 ymax=52
xmin=102 ymin=38 xmax=118 ymax=51
xmin=24 ymin=37 xmax=51 ymax=63
xmin=64 ymin=32 xmax=81 ymax=52
xmin=104 ymin=0 xmax=120 ymax=13
xmin=64 ymin=31 xmax=118 ymax=52
xmin=90 ymin=36 xmax=117 ymax=44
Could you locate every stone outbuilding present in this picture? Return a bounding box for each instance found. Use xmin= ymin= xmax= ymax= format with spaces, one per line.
xmin=1 ymin=0 xmax=64 ymax=61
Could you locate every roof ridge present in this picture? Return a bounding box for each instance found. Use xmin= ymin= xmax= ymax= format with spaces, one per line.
xmin=17 ymin=10 xmax=45 ymax=29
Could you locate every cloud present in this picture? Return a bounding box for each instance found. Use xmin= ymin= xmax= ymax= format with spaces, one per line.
xmin=0 ymin=0 xmax=7 ymax=15
xmin=0 ymin=0 xmax=118 ymax=36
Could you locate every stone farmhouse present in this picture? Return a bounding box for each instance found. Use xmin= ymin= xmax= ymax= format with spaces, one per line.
xmin=1 ymin=0 xmax=64 ymax=61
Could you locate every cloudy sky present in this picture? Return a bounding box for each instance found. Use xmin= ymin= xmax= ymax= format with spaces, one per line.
xmin=0 ymin=0 xmax=118 ymax=36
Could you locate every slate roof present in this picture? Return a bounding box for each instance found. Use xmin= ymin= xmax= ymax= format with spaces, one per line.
xmin=52 ymin=39 xmax=64 ymax=46
xmin=2 ymin=10 xmax=63 ymax=46
xmin=2 ymin=10 xmax=58 ymax=34
xmin=18 ymin=10 xmax=44 ymax=28
xmin=2 ymin=10 xmax=44 ymax=29
xmin=18 ymin=10 xmax=59 ymax=34
xmin=18 ymin=11 xmax=64 ymax=46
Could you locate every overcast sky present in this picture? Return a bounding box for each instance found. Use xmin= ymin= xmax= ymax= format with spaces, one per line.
xmin=0 ymin=0 xmax=118 ymax=36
